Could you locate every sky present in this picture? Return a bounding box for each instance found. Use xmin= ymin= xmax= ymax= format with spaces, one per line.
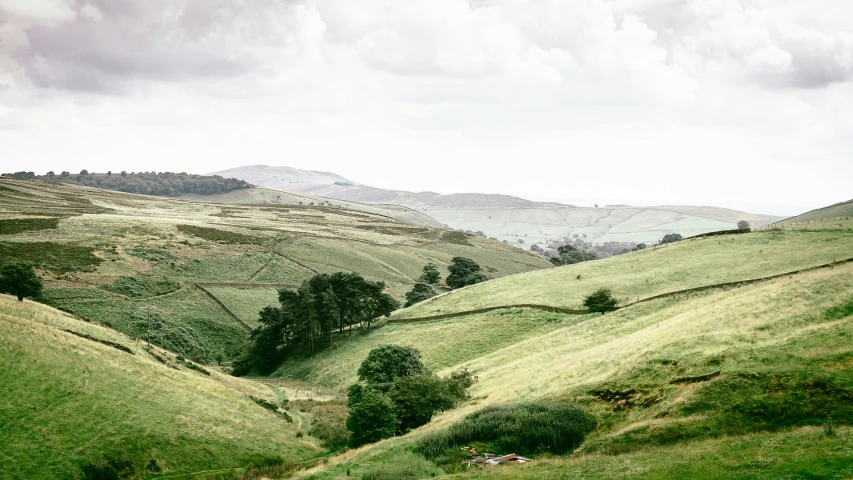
xmin=1 ymin=0 xmax=852 ymax=215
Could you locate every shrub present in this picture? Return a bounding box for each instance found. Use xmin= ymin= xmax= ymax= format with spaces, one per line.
xmin=583 ymin=288 xmax=618 ymax=313
xmin=660 ymin=233 xmax=683 ymax=244
xmin=125 ymin=247 xmax=176 ymax=263
xmin=360 ymin=451 xmax=442 ymax=480
xmin=346 ymin=388 xmax=399 ymax=447
xmin=416 ymin=402 xmax=589 ymax=459
xmin=405 ymin=282 xmax=437 ymax=307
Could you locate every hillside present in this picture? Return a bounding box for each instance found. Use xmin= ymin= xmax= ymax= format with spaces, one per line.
xmin=270 ymin=221 xmax=853 ymax=479
xmin=0 ymin=294 xmax=319 ymax=479
xmin=778 ymin=197 xmax=853 ymax=224
xmin=211 ymin=165 xmax=783 ymax=246
xmin=0 ymin=178 xmax=550 ymax=362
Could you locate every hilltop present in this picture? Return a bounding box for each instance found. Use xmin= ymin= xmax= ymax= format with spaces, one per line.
xmin=779 ymin=197 xmax=853 ymax=224
xmin=211 ymin=165 xmax=783 ymax=246
xmin=0 ymin=178 xmax=549 ymax=362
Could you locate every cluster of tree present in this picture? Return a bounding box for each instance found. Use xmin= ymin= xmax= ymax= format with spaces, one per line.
xmin=404 ymin=258 xmax=488 ymax=308
xmin=548 ymin=245 xmax=598 ymax=266
xmin=346 ymin=345 xmax=477 ymax=446
xmin=2 ymin=171 xmax=250 ymax=196
xmin=233 ymin=272 xmax=399 ymax=375
xmin=0 ymin=262 xmax=43 ymax=302
xmin=542 ymin=237 xmax=643 ymax=260
xmin=660 ymin=233 xmax=683 ymax=244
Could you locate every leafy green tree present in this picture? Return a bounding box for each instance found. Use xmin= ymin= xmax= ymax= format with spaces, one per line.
xmin=46 ymin=171 xmax=55 ymax=177
xmin=446 ymin=257 xmax=487 ymax=289
xmin=0 ymin=262 xmax=43 ymax=302
xmin=419 ymin=262 xmax=441 ymax=284
xmin=346 ymin=388 xmax=399 ymax=447
xmin=660 ymin=233 xmax=683 ymax=244
xmin=405 ymin=282 xmax=437 ymax=307
xmin=357 ymin=344 xmax=427 ymax=385
xmin=80 ymin=169 xmax=89 ymax=175
xmin=583 ymin=288 xmax=618 ymax=313
xmin=737 ymin=220 xmax=750 ymax=231
xmin=389 ymin=373 xmax=457 ymax=433
xmin=60 ymin=171 xmax=70 ymax=177
xmin=549 ymin=245 xmax=597 ymax=266
xmin=636 ymin=243 xmax=646 ymax=250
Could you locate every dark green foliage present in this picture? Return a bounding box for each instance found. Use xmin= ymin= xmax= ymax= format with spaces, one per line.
xmin=176 ymin=225 xmax=267 ymax=245
xmin=345 ymin=388 xmax=399 ymax=447
xmin=661 ymin=233 xmax=683 ymax=244
xmin=824 ymin=297 xmax=853 ymax=320
xmin=234 ymin=273 xmax=400 ymax=375
xmin=81 ymin=457 xmax=134 ymax=480
xmin=0 ymin=242 xmax=101 ymax=273
xmin=289 ymin=399 xmax=350 ymax=449
xmin=549 ymin=244 xmax=598 ymax=266
xmin=636 ymin=243 xmax=647 ymax=250
xmin=36 ymin=171 xmax=250 ymax=196
xmin=737 ymin=220 xmax=751 ymax=231
xmin=131 ymin=311 xmax=207 ymax=362
xmin=125 ymin=247 xmax=176 ymax=263
xmin=0 ymin=218 xmax=59 ymax=235
xmin=103 ymin=276 xmax=179 ymax=298
xmin=416 ymin=402 xmax=589 ymax=459
xmin=446 ymin=257 xmax=487 ymax=289
xmin=358 ymin=345 xmax=428 ymax=385
xmin=405 ymin=282 xmax=437 ymax=307
xmin=583 ymin=288 xmax=618 ymax=313
xmin=0 ymin=262 xmax=43 ymax=301
xmin=419 ymin=262 xmax=441 ymax=285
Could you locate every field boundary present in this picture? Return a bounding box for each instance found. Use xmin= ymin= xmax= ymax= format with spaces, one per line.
xmin=193 ymin=283 xmax=253 ymax=332
xmin=390 ymin=256 xmax=853 ymax=324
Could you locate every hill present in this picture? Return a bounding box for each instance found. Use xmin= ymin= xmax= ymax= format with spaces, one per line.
xmin=0 ymin=178 xmax=550 ymax=362
xmin=210 ymin=165 xmax=784 ymax=247
xmin=270 ymin=220 xmax=853 ymax=478
xmin=778 ymin=197 xmax=853 ymax=224
xmin=0 ymin=294 xmax=319 ymax=479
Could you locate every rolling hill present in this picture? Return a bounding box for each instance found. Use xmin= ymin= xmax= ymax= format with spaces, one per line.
xmin=778 ymin=197 xmax=853 ymax=224
xmin=0 ymin=294 xmax=319 ymax=479
xmin=271 ymin=219 xmax=853 ymax=479
xmin=210 ymin=165 xmax=784 ymax=247
xmin=0 ymin=178 xmax=550 ymax=362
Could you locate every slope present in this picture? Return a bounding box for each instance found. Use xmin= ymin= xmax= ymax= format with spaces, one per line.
xmin=778 ymin=197 xmax=853 ymax=224
xmin=0 ymin=295 xmax=318 ymax=479
xmin=211 ymin=165 xmax=783 ymax=246
xmin=0 ymin=178 xmax=550 ymax=362
xmin=286 ymin=224 xmax=853 ymax=479
xmin=391 ymin=219 xmax=853 ymax=319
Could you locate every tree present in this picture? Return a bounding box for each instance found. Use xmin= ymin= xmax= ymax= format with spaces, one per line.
xmin=660 ymin=233 xmax=683 ymax=244
xmin=80 ymin=169 xmax=89 ymax=175
xmin=405 ymin=282 xmax=437 ymax=307
xmin=61 ymin=171 xmax=70 ymax=177
xmin=46 ymin=171 xmax=55 ymax=177
xmin=446 ymin=257 xmax=487 ymax=289
xmin=389 ymin=373 xmax=458 ymax=433
xmin=636 ymin=243 xmax=646 ymax=250
xmin=345 ymin=388 xmax=399 ymax=447
xmin=419 ymin=262 xmax=441 ymax=285
xmin=0 ymin=263 xmax=43 ymax=302
xmin=583 ymin=288 xmax=618 ymax=314
xmin=357 ymin=344 xmax=427 ymax=385
xmin=549 ymin=245 xmax=597 ymax=266
xmin=120 ymin=171 xmax=127 ymax=177
xmin=737 ymin=220 xmax=750 ymax=231
xmin=106 ymin=170 xmax=112 ymax=176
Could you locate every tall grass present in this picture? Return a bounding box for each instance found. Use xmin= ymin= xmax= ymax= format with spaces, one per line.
xmin=361 ymin=451 xmax=443 ymax=480
xmin=416 ymin=402 xmax=589 ymax=459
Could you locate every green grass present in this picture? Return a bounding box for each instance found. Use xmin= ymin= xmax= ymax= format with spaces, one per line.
xmin=177 ymin=224 xmax=270 ymax=245
xmin=0 ymin=217 xmax=59 ymax=235
xmin=359 ymin=450 xmax=444 ymax=480
xmin=0 ymin=295 xmax=318 ymax=479
xmin=205 ymin=287 xmax=281 ymax=327
xmin=0 ymin=241 xmax=102 ymax=273
xmin=274 ymin=309 xmax=579 ymax=390
xmin=394 ymin=226 xmax=853 ymax=319
xmin=102 ymin=276 xmax=180 ymax=298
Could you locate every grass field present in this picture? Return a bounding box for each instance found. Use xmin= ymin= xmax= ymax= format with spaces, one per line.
xmin=392 ymin=221 xmax=853 ymax=319
xmin=0 ymin=178 xmax=550 ymax=360
xmin=0 ymin=295 xmax=319 ymax=479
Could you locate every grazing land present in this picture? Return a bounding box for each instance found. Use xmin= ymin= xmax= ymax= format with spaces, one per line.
xmin=0 ymin=178 xmax=549 ymax=361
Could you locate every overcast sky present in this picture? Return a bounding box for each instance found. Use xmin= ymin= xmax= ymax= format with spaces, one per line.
xmin=2 ymin=0 xmax=852 ymax=214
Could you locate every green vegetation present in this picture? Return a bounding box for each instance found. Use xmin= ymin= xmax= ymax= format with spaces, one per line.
xmin=446 ymin=257 xmax=487 ymax=289
xmin=288 ymin=399 xmax=350 ymax=449
xmin=419 ymin=262 xmax=441 ymax=284
xmin=0 ymin=262 xmax=43 ymax=301
xmin=347 ymin=388 xmax=400 ymax=446
xmin=0 ymin=296 xmax=317 ymax=479
xmin=360 ymin=450 xmax=443 ymax=480
xmin=357 ymin=345 xmax=429 ymax=385
xmin=416 ymin=402 xmax=589 ymax=461
xmin=203 ymin=286 xmax=281 ymax=326
xmin=405 ymin=282 xmax=437 ymax=307
xmin=102 ymin=276 xmax=179 ymax=298
xmin=660 ymin=233 xmax=683 ymax=244
xmin=0 ymin=217 xmax=59 ymax=235
xmin=583 ymin=288 xmax=618 ymax=313
xmin=177 ymin=224 xmax=268 ymax=245
xmin=4 ymin=170 xmax=251 ymax=196
xmin=0 ymin=241 xmax=102 ymax=273
xmin=549 ymin=244 xmax=598 ymax=266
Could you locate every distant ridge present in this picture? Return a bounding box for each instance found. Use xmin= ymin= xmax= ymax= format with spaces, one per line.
xmin=778 ymin=198 xmax=853 ymax=224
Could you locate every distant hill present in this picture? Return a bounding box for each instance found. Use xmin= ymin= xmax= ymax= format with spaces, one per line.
xmin=211 ymin=165 xmax=784 ymax=246
xmin=778 ymin=198 xmax=853 ymax=224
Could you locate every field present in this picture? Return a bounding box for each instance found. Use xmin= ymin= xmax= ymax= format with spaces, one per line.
xmin=0 ymin=294 xmax=320 ymax=479
xmin=392 ymin=220 xmax=853 ymax=319
xmin=0 ymin=178 xmax=550 ymax=360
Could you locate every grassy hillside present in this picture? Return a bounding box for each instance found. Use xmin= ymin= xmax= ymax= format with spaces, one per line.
xmin=779 ymin=198 xmax=853 ymax=224
xmin=278 ymin=223 xmax=853 ymax=479
xmin=392 ymin=219 xmax=853 ymax=319
xmin=0 ymin=295 xmax=319 ymax=479
xmin=0 ymin=178 xmax=550 ymax=361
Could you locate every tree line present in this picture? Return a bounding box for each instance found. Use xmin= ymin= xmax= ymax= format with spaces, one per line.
xmin=2 ymin=170 xmax=251 ymax=196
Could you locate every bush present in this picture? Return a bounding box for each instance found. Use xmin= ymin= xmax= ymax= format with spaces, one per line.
xmin=660 ymin=233 xmax=683 ymax=244
xmin=416 ymin=402 xmax=589 ymax=459
xmin=583 ymin=288 xmax=618 ymax=313
xmin=346 ymin=388 xmax=399 ymax=447
xmin=360 ymin=451 xmax=442 ymax=480
xmin=405 ymin=282 xmax=437 ymax=307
